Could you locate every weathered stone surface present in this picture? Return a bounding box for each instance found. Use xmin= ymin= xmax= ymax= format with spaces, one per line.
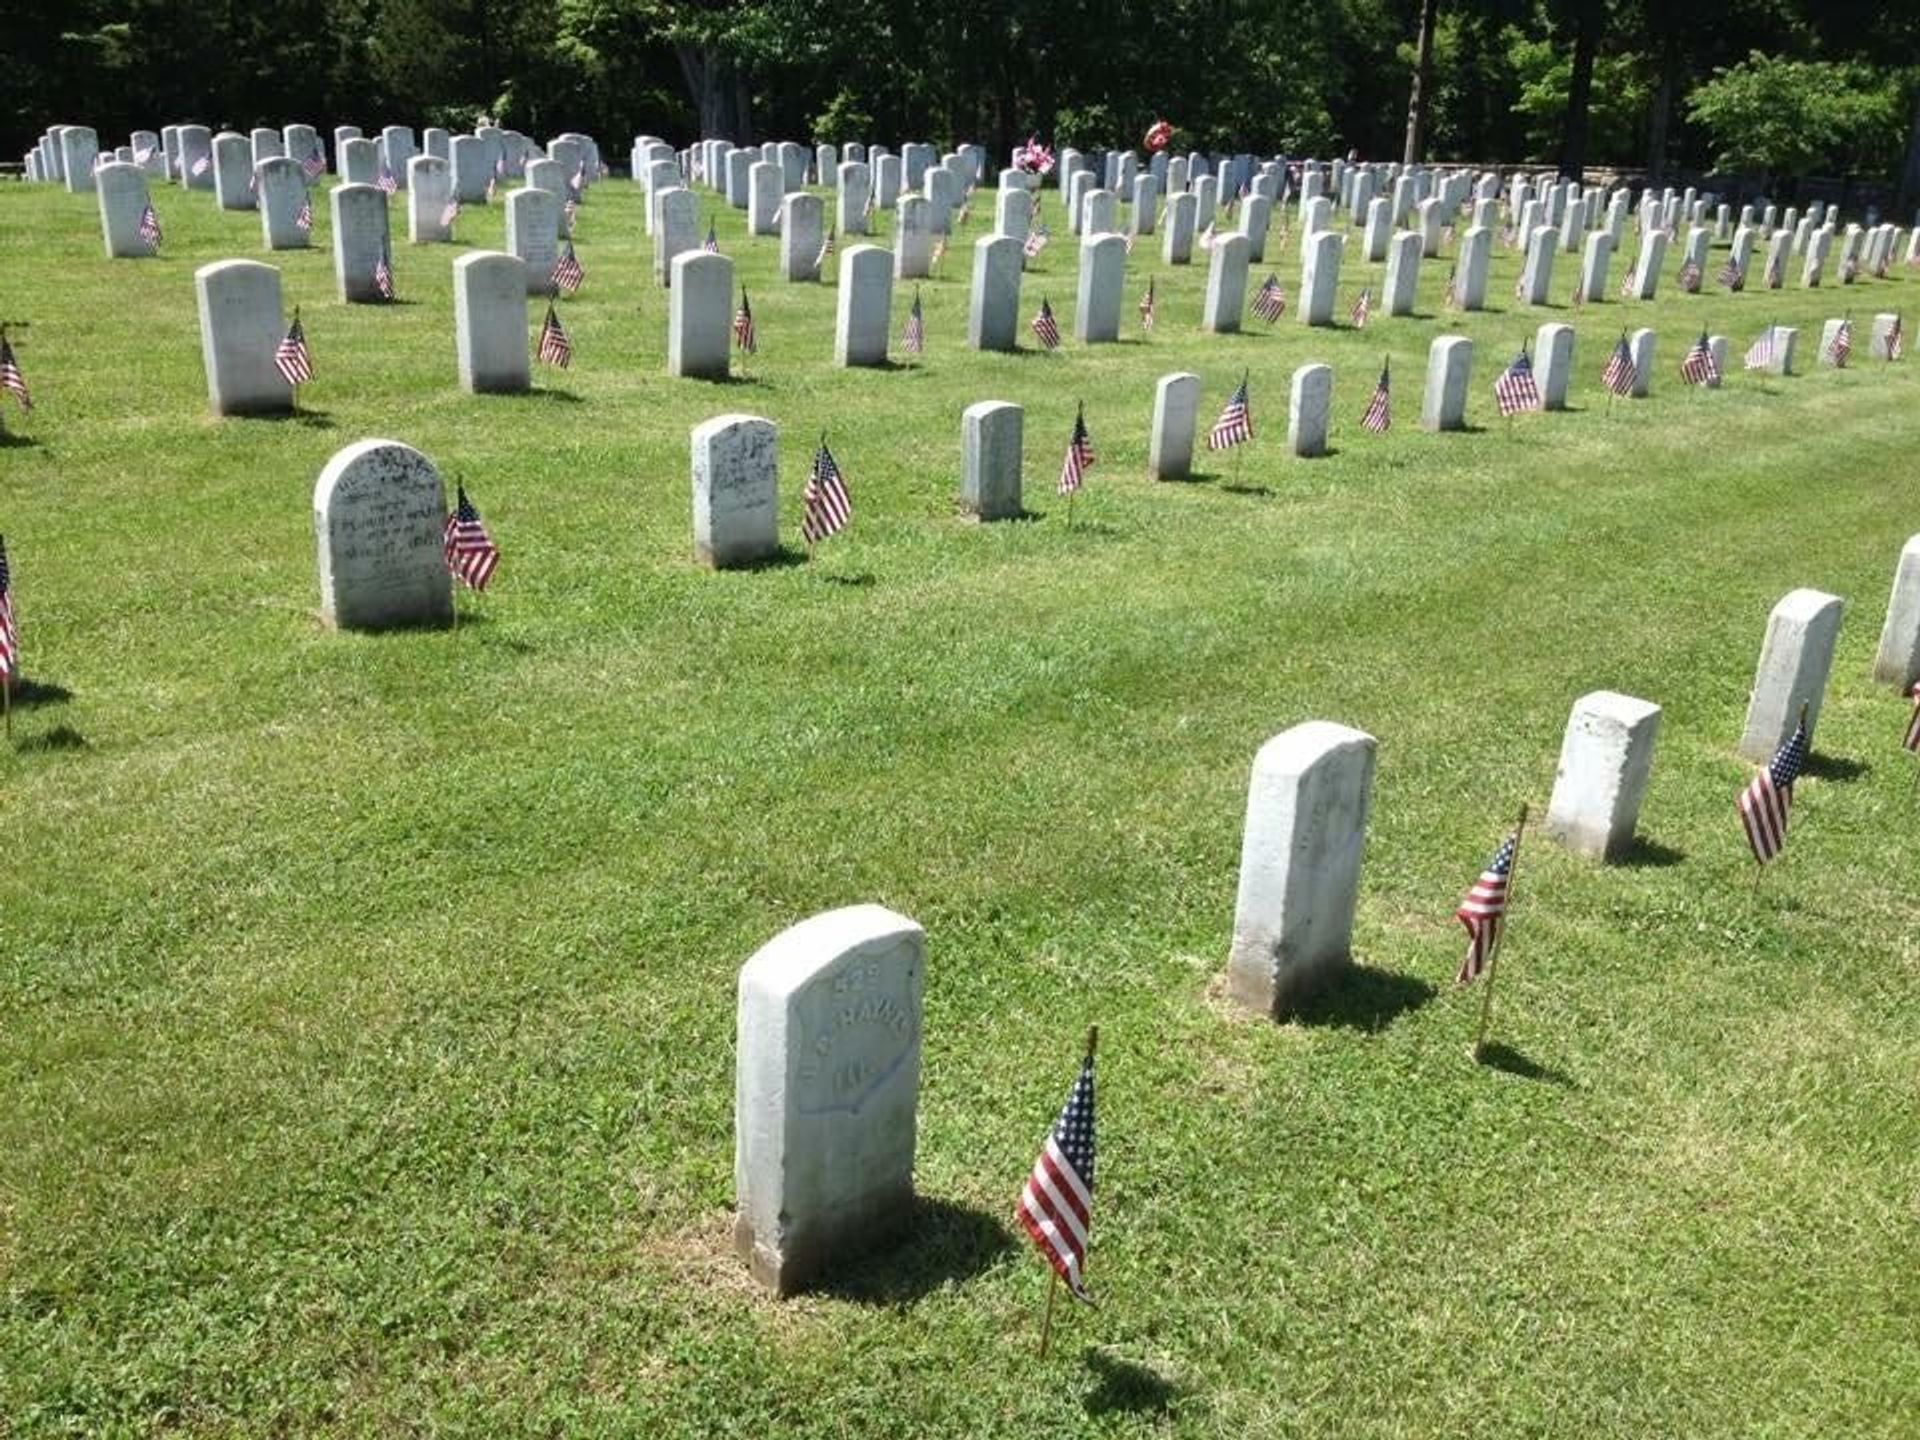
xmin=1535 ymin=323 xmax=1575 ymax=409
xmin=669 ymin=251 xmax=734 ymax=379
xmin=406 ymin=156 xmax=454 ymax=244
xmin=1074 ymin=233 xmax=1125 ymax=343
xmin=967 ymin=235 xmax=1022 ymax=351
xmin=1383 ymin=229 xmax=1421 ymax=316
xmin=960 ymin=401 xmax=1024 ymax=519
xmin=1421 ymin=335 xmax=1473 ymax=430
xmin=95 ymin=161 xmax=151 ymax=259
xmin=1545 ymin=691 xmax=1663 ymax=862
xmin=1149 ymin=372 xmax=1201 ymax=481
xmin=331 ymin=183 xmax=391 ymax=303
xmin=453 ymin=252 xmax=531 ymax=394
xmin=194 ymin=259 xmax=293 ymax=416
xmin=505 ymin=187 xmax=561 ymax=296
xmin=779 ymin=192 xmax=825 ymax=282
xmin=1739 ymin=588 xmax=1845 ymax=762
xmin=835 ymin=244 xmax=893 ymax=366
xmin=1202 ymin=232 xmax=1250 ymax=333
xmin=1299 ymin=230 xmax=1343 ymax=326
xmin=734 ymin=904 xmax=924 ymax=1296
xmin=692 ymin=413 xmax=779 ymax=567
xmin=212 ymin=131 xmax=255 ymax=210
xmin=1288 ymin=363 xmax=1333 ymax=457
xmin=1226 ymin=722 xmax=1378 ymax=1018
xmin=1872 ymin=536 xmax=1920 ymax=688
xmin=313 ymin=439 xmax=453 ymax=631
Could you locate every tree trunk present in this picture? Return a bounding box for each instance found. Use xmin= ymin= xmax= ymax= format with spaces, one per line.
xmin=1898 ymin=81 xmax=1920 ymax=222
xmin=1557 ymin=0 xmax=1600 ymax=180
xmin=1403 ymin=0 xmax=1440 ymax=164
xmin=674 ymin=42 xmax=753 ymax=143
xmin=1646 ymin=40 xmax=1678 ymax=182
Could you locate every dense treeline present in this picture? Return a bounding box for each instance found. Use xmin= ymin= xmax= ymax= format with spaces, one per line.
xmin=5 ymin=0 xmax=1918 ymax=203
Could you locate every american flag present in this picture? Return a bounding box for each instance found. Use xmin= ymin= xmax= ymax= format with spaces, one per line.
xmin=1601 ymin=332 xmax=1637 ymax=395
xmin=1058 ymin=404 xmax=1094 ymax=494
xmin=1502 ymin=224 xmax=1517 ymax=249
xmin=931 ymin=235 xmax=947 ymax=268
xmin=1619 ymin=262 xmax=1637 ymax=300
xmin=1207 ymin=375 xmax=1252 ymax=450
xmin=569 ymin=162 xmax=585 ymax=199
xmin=863 ymin=187 xmax=875 ymax=221
xmin=373 ymin=251 xmax=396 ymax=301
xmin=733 ymin=288 xmax=756 ymax=354
xmin=485 ymin=174 xmax=497 ymax=202
xmin=134 ymin=144 xmax=155 ymax=165
xmin=1350 ymin=286 xmax=1371 ymax=329
xmin=247 ymin=170 xmax=257 ymax=196
xmin=1360 ymin=359 xmax=1391 ymax=432
xmin=138 ymin=201 xmax=162 ymax=252
xmin=190 ymin=153 xmax=210 ymax=177
xmin=1744 ymin=326 xmax=1777 ymax=370
xmin=295 ymin=195 xmax=314 ymax=232
xmin=1767 ymin=251 xmax=1786 ymax=288
xmin=562 ymin=199 xmax=578 ymax=236
xmin=1905 ymin=683 xmax=1920 ymax=753
xmin=1890 ymin=315 xmax=1905 ymax=361
xmin=1678 ymin=259 xmax=1702 ymax=292
xmin=0 ymin=534 xmax=16 ymax=684
xmin=802 ymin=440 xmax=852 ymax=543
xmin=1680 ymin=330 xmax=1720 ymax=386
xmin=901 ymin=289 xmax=925 ymax=353
xmin=1738 ymin=717 xmax=1808 ymax=865
xmin=537 ymin=302 xmax=572 ymax=367
xmin=1442 ymin=266 xmax=1459 ymax=310
xmin=1197 ymin=220 xmax=1216 ymax=252
xmin=274 ymin=312 xmax=313 ymax=386
xmin=1023 ymin=225 xmax=1050 ymax=259
xmin=1493 ymin=346 xmax=1541 ymax=415
xmin=440 ymin=198 xmax=460 ymax=231
xmin=817 ymin=226 xmax=836 ymax=271
xmin=1031 ymin=296 xmax=1061 ymax=350
xmin=377 ymin=166 xmax=398 ymax=195
xmin=1570 ymin=281 xmax=1585 ymax=310
xmin=1456 ymin=830 xmax=1518 ymax=985
xmin=551 ymin=241 xmax=584 ymax=294
xmin=0 ymin=330 xmax=31 ymax=411
xmin=302 ymin=149 xmax=325 ymax=180
xmin=1252 ymin=273 xmax=1285 ymax=323
xmin=1827 ymin=318 xmax=1852 ymax=366
xmin=1718 ymin=255 xmax=1745 ymax=291
xmin=1016 ymin=1045 xmax=1097 ymax=1304
xmin=704 ymin=220 xmax=720 ymax=253
xmin=1139 ymin=278 xmax=1156 ymax=332
xmin=444 ymin=485 xmax=501 ymax=591
xmin=1513 ymin=269 xmax=1528 ymax=303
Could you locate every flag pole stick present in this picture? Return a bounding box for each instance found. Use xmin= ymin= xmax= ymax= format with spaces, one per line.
xmin=4 ymin=675 xmax=10 ymax=743
xmin=1472 ymin=803 xmax=1528 ymax=1063
xmin=1038 ymin=1271 xmax=1059 ymax=1358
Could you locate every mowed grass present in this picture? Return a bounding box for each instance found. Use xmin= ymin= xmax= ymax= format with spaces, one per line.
xmin=2 ymin=172 xmax=1918 ymax=1437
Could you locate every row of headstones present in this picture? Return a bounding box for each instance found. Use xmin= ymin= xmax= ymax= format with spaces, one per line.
xmin=721 ymin=552 xmax=1920 ymax=1293
xmin=25 ymin=120 xmax=600 ymax=199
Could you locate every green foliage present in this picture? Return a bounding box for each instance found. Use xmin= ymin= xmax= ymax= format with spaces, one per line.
xmin=810 ymin=89 xmax=874 ymax=145
xmin=1508 ymin=31 xmax=1654 ymax=165
xmin=1686 ymin=53 xmax=1906 ymax=177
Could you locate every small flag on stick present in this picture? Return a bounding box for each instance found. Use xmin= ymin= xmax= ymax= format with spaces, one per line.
xmin=537 ymin=302 xmax=572 ymax=368
xmin=1138 ymin=278 xmax=1156 ymax=333
xmin=1360 ymin=358 xmax=1391 ymax=433
xmin=1738 ymin=712 xmax=1808 ymax=866
xmin=1251 ymin=273 xmax=1285 ymax=323
xmin=1017 ymin=1028 xmax=1099 ymax=1334
xmin=802 ymin=438 xmax=852 ymax=546
xmin=732 ymin=288 xmax=756 ymax=354
xmin=551 ymin=240 xmax=585 ymax=294
xmin=1031 ymin=296 xmax=1061 ymax=350
xmin=0 ymin=329 xmax=32 ymax=412
xmin=1207 ymin=373 xmax=1252 ymax=450
xmin=138 ymin=202 xmax=162 ymax=253
xmin=444 ymin=485 xmax=501 ymax=592
xmin=901 ymin=288 xmax=925 ymax=354
xmin=1058 ymin=404 xmax=1094 ymax=495
xmin=274 ymin=310 xmax=314 ymax=387
xmin=1601 ymin=331 xmax=1637 ymax=396
xmin=1680 ymin=330 xmax=1720 ymax=386
xmin=1493 ymin=345 xmax=1542 ymax=415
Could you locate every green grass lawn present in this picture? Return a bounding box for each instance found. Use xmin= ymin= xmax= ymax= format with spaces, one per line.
xmin=2 ymin=173 xmax=1917 ymax=1437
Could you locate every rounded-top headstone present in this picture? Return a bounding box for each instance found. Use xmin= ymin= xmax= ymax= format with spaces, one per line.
xmin=691 ymin=414 xmax=779 ymax=568
xmin=312 ymin=439 xmax=454 ymax=631
xmin=194 ymin=259 xmax=292 ymax=417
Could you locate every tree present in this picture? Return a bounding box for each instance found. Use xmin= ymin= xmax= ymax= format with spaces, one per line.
xmin=1404 ymin=0 xmax=1441 ymax=161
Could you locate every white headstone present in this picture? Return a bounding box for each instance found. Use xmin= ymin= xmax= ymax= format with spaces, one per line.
xmin=1545 ymin=692 xmax=1663 ymax=862
xmin=748 ymin=161 xmax=782 ymax=236
xmin=1520 ymin=226 xmax=1557 ymax=304
xmin=961 ymin=401 xmax=1024 ymax=519
xmin=505 ymin=187 xmax=561 ymax=296
xmin=339 ymin=137 xmax=377 ymax=187
xmin=59 ymin=125 xmax=99 ymax=193
xmin=1628 ymin=328 xmax=1656 ymax=397
xmin=653 ymin=186 xmax=699 ymax=286
xmin=1202 ymin=232 xmax=1250 ymax=333
xmin=94 ymin=161 xmax=152 ymax=259
xmin=1288 ymin=363 xmax=1333 ymax=458
xmin=779 ymin=192 xmax=825 ymax=282
xmin=1535 ymin=323 xmax=1575 ymax=409
xmin=380 ymin=126 xmax=416 ymax=188
xmin=1872 ymin=536 xmax=1920 ymax=688
xmin=1162 ymin=192 xmax=1197 ymax=265
xmin=1074 ymin=233 xmax=1125 ymax=342
xmin=669 ymin=251 xmax=734 ymax=379
xmin=194 ymin=259 xmax=292 ymax=416
xmin=734 ymin=904 xmax=924 ymax=1295
xmin=1149 ymin=373 xmax=1201 ymax=481
xmin=692 ymin=414 xmax=779 ymax=567
xmin=1299 ymin=230 xmax=1343 ymax=325
xmin=313 ymin=440 xmax=453 ymax=631
xmin=331 ymin=184 xmax=391 ymax=303
xmin=407 ymin=156 xmax=454 ymax=244
xmin=212 ymin=131 xmax=255 ymax=210
xmin=1422 ymin=335 xmax=1473 ymax=430
xmin=1739 ymin=588 xmax=1844 ymax=762
xmin=968 ymin=235 xmax=1022 ymax=351
xmin=835 ymin=244 xmax=893 ymax=366
xmin=257 ymin=157 xmax=309 ymax=250
xmin=894 ymin=195 xmax=932 ymax=279
xmin=453 ymin=252 xmax=531 ymax=394
xmin=450 ymin=136 xmax=490 ymax=203
xmin=178 ymin=125 xmax=214 ymax=190
xmin=1226 ymin=722 xmax=1378 ymax=1017
xmin=1580 ymin=231 xmax=1612 ymax=303
xmin=250 ymin=127 xmax=284 ymax=165
xmin=837 ymin=161 xmax=871 ymax=235
xmin=1383 ymin=230 xmax=1422 ymax=316
xmin=1458 ymin=226 xmax=1491 ymax=310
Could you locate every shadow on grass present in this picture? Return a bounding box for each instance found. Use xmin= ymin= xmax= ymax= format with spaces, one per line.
xmin=725 ymin=546 xmax=810 ymax=573
xmin=1618 ymin=834 xmax=1686 ymax=868
xmin=248 ymin=407 xmax=335 ymax=429
xmin=1804 ymin=752 xmax=1868 ymax=783
xmin=813 ymin=1196 xmax=1012 ymax=1306
xmin=1477 ymin=1041 xmax=1572 ymax=1086
xmin=1219 ymin=483 xmax=1274 ymax=498
xmin=1083 ymin=1348 xmax=1180 ymax=1419
xmin=1290 ymin=964 xmax=1436 ymax=1032
xmin=9 ymin=676 xmax=73 ymax=709
xmin=817 ymin=570 xmax=876 ymax=587
xmin=15 ymin=724 xmax=87 ymax=753
xmin=0 ymin=430 xmax=41 ymax=449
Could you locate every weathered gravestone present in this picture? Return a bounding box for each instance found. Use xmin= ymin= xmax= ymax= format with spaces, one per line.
xmin=1520 ymin=227 xmax=1557 ymax=304
xmin=1739 ymin=588 xmax=1844 ymax=762
xmin=1288 ymin=363 xmax=1333 ymax=457
xmin=212 ymin=132 xmax=255 ymax=210
xmin=968 ymin=235 xmax=1022 ymax=351
xmin=450 ymin=135 xmax=490 ymax=203
xmin=835 ymin=245 xmax=893 ymax=366
xmin=331 ymin=184 xmax=391 ymax=303
xmin=453 ymin=253 xmax=531 ymax=394
xmin=1149 ymin=372 xmax=1201 ymax=481
xmin=653 ymin=187 xmax=699 ymax=286
xmin=505 ymin=187 xmax=561 ymax=296
xmin=1457 ymin=225 xmax=1492 ymax=310
xmin=95 ymin=162 xmax=152 ymax=259
xmin=1628 ymin=328 xmax=1656 ymax=397
xmin=1544 ymin=692 xmax=1662 ymax=862
xmin=669 ymin=251 xmax=733 ymax=379
xmin=380 ymin=125 xmax=416 ymax=187
xmin=1226 ymin=722 xmax=1378 ymax=1018
xmin=407 ymin=156 xmax=454 ymax=244
xmin=1535 ymin=323 xmax=1575 ymax=409
xmin=1074 ymin=233 xmax=1125 ymax=342
xmin=177 ymin=125 xmax=214 ymax=190
xmin=1162 ymin=192 xmax=1197 ymax=266
xmin=1422 ymin=335 xmax=1473 ymax=430
xmin=837 ymin=161 xmax=870 ymax=236
xmin=748 ymin=161 xmax=782 ymax=236
xmin=1580 ymin=232 xmax=1613 ymax=303
xmin=59 ymin=125 xmax=100 ymax=194
xmin=339 ymin=136 xmax=377 ymax=187
xmin=691 ymin=414 xmax=779 ymax=567
xmin=960 ymin=401 xmax=1024 ymax=519
xmin=1872 ymin=536 xmax=1920 ymax=688
xmin=894 ymin=196 xmax=933 ymax=279
xmin=734 ymin=904 xmax=925 ymax=1296
xmin=194 ymin=259 xmax=293 ymax=416
xmin=1202 ymin=232 xmax=1250 ymax=333
xmin=1383 ymin=230 xmax=1422 ymax=316
xmin=249 ymin=127 xmax=283 ymax=165
xmin=313 ymin=439 xmax=453 ymax=631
